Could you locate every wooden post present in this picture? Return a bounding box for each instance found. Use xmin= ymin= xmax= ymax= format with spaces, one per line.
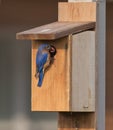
xmin=58 ymin=2 xmax=96 ymax=130
xmin=58 ymin=112 xmax=95 ymax=130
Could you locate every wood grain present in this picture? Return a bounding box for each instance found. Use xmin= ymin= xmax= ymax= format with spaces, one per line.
xmin=31 ymin=36 xmax=72 ymax=111
xmin=72 ymin=31 xmax=95 ymax=112
xmin=58 ymin=112 xmax=95 ymax=130
xmin=58 ymin=2 xmax=96 ymax=22
xmin=16 ymin=22 xmax=95 ymax=40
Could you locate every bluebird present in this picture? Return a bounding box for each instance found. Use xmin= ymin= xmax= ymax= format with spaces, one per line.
xmin=35 ymin=44 xmax=56 ymax=87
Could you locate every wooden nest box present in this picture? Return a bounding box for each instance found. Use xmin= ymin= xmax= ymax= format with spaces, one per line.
xmin=16 ymin=2 xmax=96 ymax=112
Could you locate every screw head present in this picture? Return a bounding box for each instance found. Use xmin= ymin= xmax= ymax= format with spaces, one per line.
xmin=83 ymin=105 xmax=89 ymax=108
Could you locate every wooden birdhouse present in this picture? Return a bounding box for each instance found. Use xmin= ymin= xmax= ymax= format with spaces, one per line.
xmin=16 ymin=1 xmax=106 ymax=130
xmin=16 ymin=2 xmax=96 ymax=112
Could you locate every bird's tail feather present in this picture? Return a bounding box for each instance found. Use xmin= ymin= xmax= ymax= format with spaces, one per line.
xmin=38 ymin=71 xmax=44 ymax=87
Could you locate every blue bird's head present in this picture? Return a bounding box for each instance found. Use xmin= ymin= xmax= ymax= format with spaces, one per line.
xmin=38 ymin=44 xmax=49 ymax=51
xmin=38 ymin=44 xmax=57 ymax=57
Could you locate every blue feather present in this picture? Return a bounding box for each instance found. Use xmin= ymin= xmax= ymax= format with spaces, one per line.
xmin=38 ymin=44 xmax=48 ymax=52
xmin=36 ymin=45 xmax=48 ymax=87
xmin=38 ymin=70 xmax=44 ymax=87
xmin=37 ymin=54 xmax=48 ymax=87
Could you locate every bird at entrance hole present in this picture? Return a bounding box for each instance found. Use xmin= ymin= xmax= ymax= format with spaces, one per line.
xmin=35 ymin=44 xmax=56 ymax=87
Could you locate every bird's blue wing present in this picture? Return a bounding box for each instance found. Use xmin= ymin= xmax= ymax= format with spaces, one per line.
xmin=36 ymin=52 xmax=48 ymax=71
xmin=36 ymin=52 xmax=48 ymax=87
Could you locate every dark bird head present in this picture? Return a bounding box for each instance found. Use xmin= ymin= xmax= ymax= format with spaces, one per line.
xmin=49 ymin=45 xmax=57 ymax=57
xmin=38 ymin=44 xmax=56 ymax=57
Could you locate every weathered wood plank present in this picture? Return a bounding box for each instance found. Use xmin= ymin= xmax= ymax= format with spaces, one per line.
xmin=72 ymin=31 xmax=95 ymax=112
xmin=16 ymin=22 xmax=95 ymax=40
xmin=58 ymin=2 xmax=96 ymax=22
